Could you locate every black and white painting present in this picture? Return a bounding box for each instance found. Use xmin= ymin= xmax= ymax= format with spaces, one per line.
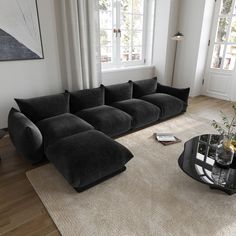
xmin=0 ymin=0 xmax=43 ymax=61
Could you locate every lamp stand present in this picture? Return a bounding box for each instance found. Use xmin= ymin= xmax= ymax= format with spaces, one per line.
xmin=171 ymin=32 xmax=184 ymax=87
xmin=171 ymin=41 xmax=178 ymax=87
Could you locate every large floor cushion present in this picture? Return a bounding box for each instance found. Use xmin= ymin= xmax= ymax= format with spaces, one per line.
xmin=46 ymin=130 xmax=134 ymax=192
xmin=75 ymin=105 xmax=132 ymax=137
xmin=141 ymin=93 xmax=184 ymax=119
xmin=112 ymin=99 xmax=160 ymax=129
xmin=37 ymin=113 xmax=94 ymax=147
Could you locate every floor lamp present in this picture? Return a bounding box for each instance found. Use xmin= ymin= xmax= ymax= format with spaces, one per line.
xmin=171 ymin=32 xmax=184 ymax=87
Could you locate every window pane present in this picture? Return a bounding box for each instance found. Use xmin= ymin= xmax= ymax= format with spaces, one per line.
xmin=121 ymin=14 xmax=132 ymax=30
xmin=223 ymin=45 xmax=236 ymax=70
xmin=99 ymin=0 xmax=112 ymax=11
xmin=121 ymin=31 xmax=131 ymax=47
xmin=211 ymin=44 xmax=225 ymax=69
xmin=220 ymin=0 xmax=233 ymax=15
xmin=233 ymin=1 xmax=236 ymax=14
xmin=99 ymin=0 xmax=145 ymax=65
xmin=132 ymin=47 xmax=142 ymax=60
xmin=100 ymin=30 xmax=112 ymax=46
xmin=121 ymin=0 xmax=132 ymax=13
xmin=100 ymin=11 xmax=112 ymax=29
xmin=133 ymin=0 xmax=144 ymax=14
xmin=101 ymin=46 xmax=112 ymax=63
xmin=133 ymin=31 xmax=142 ymax=46
xmin=121 ymin=47 xmax=131 ymax=61
xmin=133 ymin=15 xmax=143 ymax=30
xmin=229 ymin=17 xmax=236 ymax=42
xmin=215 ymin=17 xmax=229 ymax=42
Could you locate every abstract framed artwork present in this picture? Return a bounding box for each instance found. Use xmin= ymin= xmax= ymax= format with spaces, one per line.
xmin=0 ymin=0 xmax=44 ymax=61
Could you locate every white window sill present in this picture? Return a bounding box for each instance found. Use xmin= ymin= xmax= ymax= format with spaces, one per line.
xmin=102 ymin=65 xmax=155 ymax=73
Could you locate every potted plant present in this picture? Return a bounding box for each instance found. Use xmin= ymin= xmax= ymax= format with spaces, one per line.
xmin=211 ymin=104 xmax=236 ymax=166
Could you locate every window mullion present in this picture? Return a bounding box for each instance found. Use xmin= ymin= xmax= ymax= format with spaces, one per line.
xmin=112 ymin=0 xmax=117 ymax=65
xmin=221 ymin=0 xmax=236 ymax=70
xmin=142 ymin=0 xmax=148 ymax=63
xmin=130 ymin=0 xmax=133 ymax=62
xmin=116 ymin=0 xmax=121 ymax=65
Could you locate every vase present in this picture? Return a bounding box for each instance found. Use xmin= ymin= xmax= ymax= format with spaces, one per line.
xmin=215 ymin=136 xmax=234 ymax=167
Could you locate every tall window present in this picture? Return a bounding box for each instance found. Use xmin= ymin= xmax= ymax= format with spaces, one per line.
xmin=211 ymin=0 xmax=236 ymax=70
xmin=99 ymin=0 xmax=146 ymax=68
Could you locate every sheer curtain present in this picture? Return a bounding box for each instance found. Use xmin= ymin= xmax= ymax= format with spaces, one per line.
xmin=61 ymin=0 xmax=102 ymax=90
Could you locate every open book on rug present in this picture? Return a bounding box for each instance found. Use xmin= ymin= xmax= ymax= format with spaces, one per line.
xmin=155 ymin=133 xmax=181 ymax=145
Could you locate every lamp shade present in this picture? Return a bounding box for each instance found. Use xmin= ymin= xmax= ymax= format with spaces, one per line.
xmin=171 ymin=32 xmax=184 ymax=41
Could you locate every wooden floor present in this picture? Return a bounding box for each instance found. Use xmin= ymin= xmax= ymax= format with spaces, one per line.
xmin=0 ymin=96 xmax=233 ymax=235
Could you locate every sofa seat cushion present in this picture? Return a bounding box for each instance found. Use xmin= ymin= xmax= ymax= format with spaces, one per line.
xmin=37 ymin=113 xmax=94 ymax=147
xmin=15 ymin=93 xmax=70 ymax=123
xmin=46 ymin=130 xmax=134 ymax=191
xmin=112 ymin=99 xmax=160 ymax=129
xmin=75 ymin=105 xmax=132 ymax=137
xmin=141 ymin=93 xmax=184 ymax=119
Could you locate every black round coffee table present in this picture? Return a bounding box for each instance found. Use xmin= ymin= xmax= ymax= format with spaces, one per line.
xmin=178 ymin=134 xmax=236 ymax=195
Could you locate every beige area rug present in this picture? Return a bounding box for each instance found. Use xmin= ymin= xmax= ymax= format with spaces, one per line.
xmin=26 ymin=114 xmax=236 ymax=236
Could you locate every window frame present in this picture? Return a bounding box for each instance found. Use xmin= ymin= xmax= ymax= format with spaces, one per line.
xmin=99 ymin=0 xmax=148 ymax=70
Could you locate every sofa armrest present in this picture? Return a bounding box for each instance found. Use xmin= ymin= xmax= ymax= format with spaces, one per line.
xmin=156 ymin=83 xmax=190 ymax=104
xmin=8 ymin=108 xmax=45 ymax=164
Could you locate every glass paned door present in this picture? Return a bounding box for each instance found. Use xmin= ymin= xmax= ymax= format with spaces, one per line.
xmin=210 ymin=0 xmax=236 ymax=71
xmin=204 ymin=0 xmax=236 ymax=100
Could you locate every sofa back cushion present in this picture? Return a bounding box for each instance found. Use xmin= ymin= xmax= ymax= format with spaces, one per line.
xmin=70 ymin=86 xmax=104 ymax=113
xmin=8 ymin=108 xmax=45 ymax=164
xmin=15 ymin=93 xmax=70 ymax=123
xmin=132 ymin=77 xmax=158 ymax=98
xmin=103 ymin=82 xmax=133 ymax=104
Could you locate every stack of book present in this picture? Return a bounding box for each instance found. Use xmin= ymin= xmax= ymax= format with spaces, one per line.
xmin=155 ymin=133 xmax=181 ymax=145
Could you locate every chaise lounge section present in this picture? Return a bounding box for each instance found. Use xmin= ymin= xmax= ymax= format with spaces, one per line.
xmin=46 ymin=130 xmax=133 ymax=192
xmin=8 ymin=77 xmax=190 ymax=191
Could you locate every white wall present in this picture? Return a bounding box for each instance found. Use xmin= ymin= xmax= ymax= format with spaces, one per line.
xmin=193 ymin=0 xmax=215 ymax=96
xmin=152 ymin=0 xmax=180 ymax=85
xmin=152 ymin=0 xmax=171 ymax=84
xmin=173 ymin=0 xmax=214 ymax=96
xmin=164 ymin=0 xmax=180 ymax=86
xmin=173 ymin=0 xmax=205 ymax=91
xmin=0 ymin=0 xmax=63 ymax=128
xmin=102 ymin=66 xmax=155 ymax=85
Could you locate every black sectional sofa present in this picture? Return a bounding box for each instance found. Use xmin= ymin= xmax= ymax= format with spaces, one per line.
xmin=8 ymin=77 xmax=190 ymax=191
